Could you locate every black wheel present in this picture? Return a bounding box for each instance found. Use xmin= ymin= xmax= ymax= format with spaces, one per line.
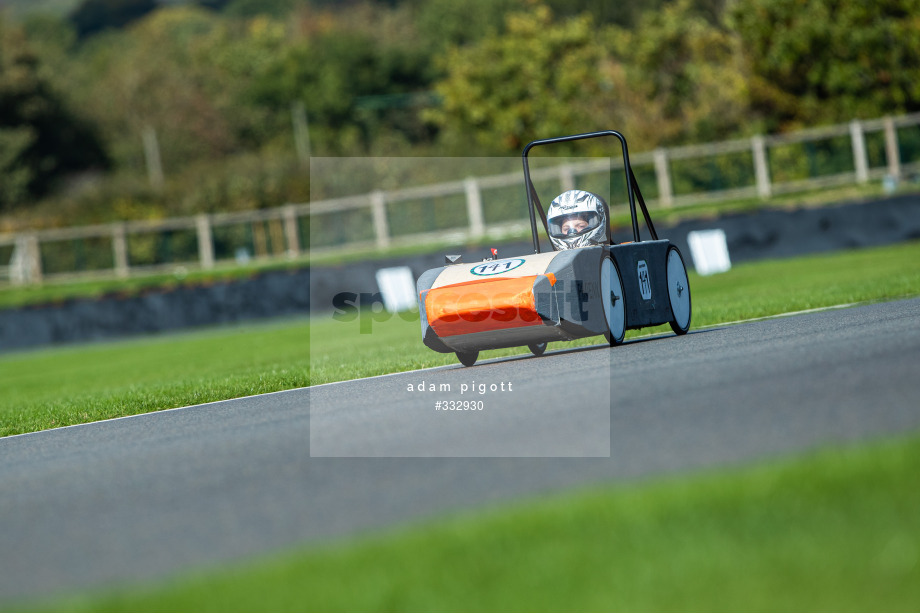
xmin=456 ymin=351 xmax=478 ymax=367
xmin=528 ymin=342 xmax=547 ymax=356
xmin=601 ymin=256 xmax=626 ymax=346
xmin=666 ymin=246 xmax=691 ymax=335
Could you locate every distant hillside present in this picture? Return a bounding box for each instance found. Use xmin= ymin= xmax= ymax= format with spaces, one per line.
xmin=0 ymin=0 xmax=198 ymax=20
xmin=0 ymin=0 xmax=82 ymax=19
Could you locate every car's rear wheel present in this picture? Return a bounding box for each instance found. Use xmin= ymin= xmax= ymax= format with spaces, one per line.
xmin=601 ymin=256 xmax=626 ymax=346
xmin=456 ymin=351 xmax=478 ymax=367
xmin=666 ymin=246 xmax=691 ymax=335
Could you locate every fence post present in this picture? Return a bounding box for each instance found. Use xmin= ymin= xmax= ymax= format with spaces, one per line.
xmin=112 ymin=223 xmax=129 ymax=278
xmin=11 ymin=233 xmax=42 ymax=285
xmin=752 ymin=135 xmax=772 ymax=199
xmin=10 ymin=235 xmax=26 ymax=285
xmin=283 ymin=205 xmax=301 ymax=258
xmin=653 ymin=148 xmax=673 ymax=207
xmin=26 ymin=234 xmax=41 ymax=284
xmin=883 ymin=116 xmax=901 ymax=180
xmin=850 ymin=119 xmax=869 ymax=184
xmin=464 ymin=177 xmax=485 ymax=239
xmin=559 ymin=164 xmax=576 ymax=193
xmin=371 ymin=191 xmax=390 ymax=249
xmin=196 ymin=214 xmax=215 ymax=269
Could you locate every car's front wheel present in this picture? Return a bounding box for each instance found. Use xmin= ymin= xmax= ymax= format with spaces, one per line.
xmin=528 ymin=342 xmax=547 ymax=356
xmin=601 ymin=256 xmax=626 ymax=346
xmin=666 ymin=246 xmax=691 ymax=335
xmin=456 ymin=351 xmax=478 ymax=367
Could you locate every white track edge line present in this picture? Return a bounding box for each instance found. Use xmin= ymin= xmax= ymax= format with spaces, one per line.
xmin=0 ymin=301 xmax=862 ymax=442
xmin=706 ymin=302 xmax=858 ymax=327
xmin=0 ymin=386 xmax=310 ymax=442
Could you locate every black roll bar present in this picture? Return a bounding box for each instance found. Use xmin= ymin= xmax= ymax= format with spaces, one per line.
xmin=522 ymin=130 xmax=658 ymax=253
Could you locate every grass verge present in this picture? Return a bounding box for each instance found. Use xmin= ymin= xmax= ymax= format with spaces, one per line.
xmin=2 ymin=240 xmax=920 ymax=437
xmin=0 ymin=320 xmax=309 ymax=437
xmin=36 ymin=433 xmax=920 ymax=611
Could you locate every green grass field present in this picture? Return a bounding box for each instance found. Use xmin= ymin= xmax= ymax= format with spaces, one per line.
xmin=40 ymin=433 xmax=920 ymax=612
xmin=3 ymin=240 xmax=920 ymax=437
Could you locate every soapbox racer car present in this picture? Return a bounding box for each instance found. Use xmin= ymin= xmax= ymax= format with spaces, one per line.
xmin=416 ymin=130 xmax=691 ymax=366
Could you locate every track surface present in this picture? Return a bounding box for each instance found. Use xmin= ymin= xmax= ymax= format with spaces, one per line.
xmin=2 ymin=298 xmax=920 ymax=602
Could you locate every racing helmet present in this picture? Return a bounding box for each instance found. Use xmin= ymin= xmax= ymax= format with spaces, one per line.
xmin=546 ymin=189 xmax=610 ymax=250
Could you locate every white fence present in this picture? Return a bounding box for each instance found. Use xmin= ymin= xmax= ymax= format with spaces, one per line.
xmin=2 ymin=113 xmax=919 ymax=285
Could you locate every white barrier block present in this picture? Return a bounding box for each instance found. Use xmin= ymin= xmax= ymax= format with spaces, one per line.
xmin=375 ymin=266 xmax=417 ymax=312
xmin=687 ymin=229 xmax=731 ymax=275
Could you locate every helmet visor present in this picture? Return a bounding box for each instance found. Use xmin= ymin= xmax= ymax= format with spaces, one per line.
xmin=549 ymin=212 xmax=601 ymax=239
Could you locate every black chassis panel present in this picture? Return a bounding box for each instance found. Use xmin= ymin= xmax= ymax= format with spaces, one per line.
xmin=543 ymin=245 xmax=608 ymax=339
xmin=609 ymin=240 xmax=674 ymax=329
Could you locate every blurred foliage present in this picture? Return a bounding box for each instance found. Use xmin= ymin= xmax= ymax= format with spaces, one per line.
xmin=731 ymin=0 xmax=920 ymax=131
xmin=413 ymin=0 xmax=526 ymax=50
xmin=605 ymin=0 xmax=755 ymax=146
xmin=69 ymin=0 xmax=157 ymax=40
xmin=0 ymin=0 xmax=918 ymax=228
xmin=768 ymin=137 xmax=857 ymax=184
xmin=0 ymin=125 xmax=35 ymax=207
xmin=669 ymin=150 xmax=756 ymax=196
xmin=0 ymin=16 xmax=109 ymax=210
xmin=425 ymin=4 xmax=608 ymax=153
xmin=219 ymin=0 xmax=300 ymax=18
xmin=251 ymin=26 xmax=435 ymax=153
xmin=426 ymin=0 xmax=754 ymax=152
xmin=0 ymin=0 xmax=81 ymax=19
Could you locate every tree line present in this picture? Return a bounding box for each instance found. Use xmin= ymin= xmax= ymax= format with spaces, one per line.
xmin=1 ymin=0 xmax=918 ymax=226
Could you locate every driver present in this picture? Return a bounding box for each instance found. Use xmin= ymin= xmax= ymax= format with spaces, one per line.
xmin=546 ymin=189 xmax=610 ymax=250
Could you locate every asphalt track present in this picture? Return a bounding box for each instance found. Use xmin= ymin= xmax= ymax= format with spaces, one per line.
xmin=2 ymin=297 xmax=920 ymax=602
